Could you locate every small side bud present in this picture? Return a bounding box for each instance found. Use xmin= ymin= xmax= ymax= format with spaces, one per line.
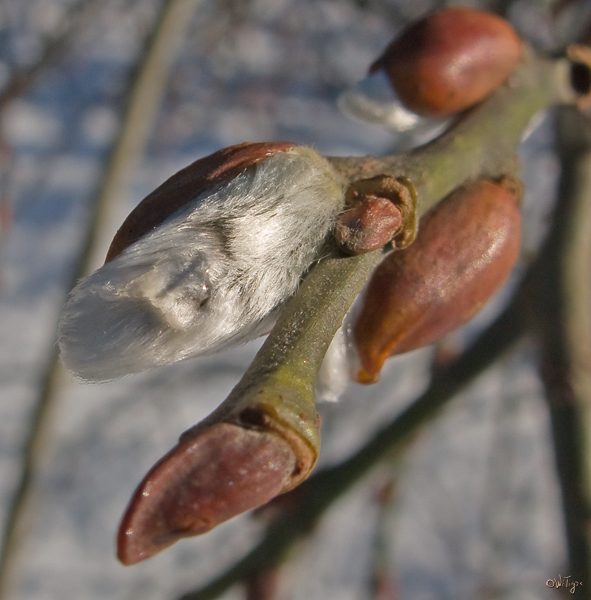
xmin=370 ymin=8 xmax=522 ymax=117
xmin=354 ymin=179 xmax=522 ymax=383
xmin=335 ymin=195 xmax=403 ymax=255
xmin=335 ymin=175 xmax=418 ymax=255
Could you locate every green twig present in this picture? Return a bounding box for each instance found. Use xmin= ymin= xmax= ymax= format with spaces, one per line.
xmin=186 ymin=46 xmax=573 ymax=489
xmin=177 ymin=294 xmax=528 ymax=600
xmin=328 ymin=49 xmax=572 ymax=213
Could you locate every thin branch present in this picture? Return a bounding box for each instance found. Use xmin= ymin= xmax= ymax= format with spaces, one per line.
xmin=177 ymin=294 xmax=528 ymax=600
xmin=368 ymin=476 xmax=399 ymax=600
xmin=0 ymin=0 xmax=205 ymax=595
xmin=244 ymin=568 xmax=280 ymax=600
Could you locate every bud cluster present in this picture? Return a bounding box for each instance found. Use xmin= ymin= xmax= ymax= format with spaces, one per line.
xmin=56 ymin=6 xmax=531 ymax=567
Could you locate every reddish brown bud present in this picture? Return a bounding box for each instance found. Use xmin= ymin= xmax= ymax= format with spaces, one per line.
xmin=106 ymin=141 xmax=295 ymax=262
xmin=335 ymin=195 xmax=403 ymax=255
xmin=117 ymin=422 xmax=298 ymax=565
xmin=370 ymin=8 xmax=522 ymax=118
xmin=354 ymin=179 xmax=522 ymax=383
xmin=335 ymin=175 xmax=418 ymax=255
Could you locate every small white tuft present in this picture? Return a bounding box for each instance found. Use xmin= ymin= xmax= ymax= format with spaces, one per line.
xmin=59 ymin=147 xmax=345 ymax=381
xmin=316 ymin=297 xmax=363 ymax=402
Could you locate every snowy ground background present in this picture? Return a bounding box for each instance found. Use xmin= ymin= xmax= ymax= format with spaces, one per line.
xmin=0 ymin=0 xmax=579 ymax=598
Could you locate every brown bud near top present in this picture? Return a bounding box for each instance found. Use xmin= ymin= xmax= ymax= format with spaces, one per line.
xmin=354 ymin=179 xmax=522 ymax=384
xmin=370 ymin=8 xmax=522 ymax=118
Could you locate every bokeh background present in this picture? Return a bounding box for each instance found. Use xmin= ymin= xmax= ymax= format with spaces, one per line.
xmin=0 ymin=0 xmax=587 ymax=598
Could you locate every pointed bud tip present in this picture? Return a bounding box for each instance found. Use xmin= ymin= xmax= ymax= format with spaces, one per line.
xmin=117 ymin=422 xmax=297 ymax=565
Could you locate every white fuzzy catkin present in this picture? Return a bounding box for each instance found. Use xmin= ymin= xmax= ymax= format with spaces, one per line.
xmin=59 ymin=147 xmax=345 ymax=381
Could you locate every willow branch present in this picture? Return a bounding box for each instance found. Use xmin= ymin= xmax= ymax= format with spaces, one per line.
xmin=178 ymin=294 xmax=527 ymax=600
xmin=198 ymin=48 xmax=572 ymax=451
xmin=170 ymin=44 xmax=584 ymax=600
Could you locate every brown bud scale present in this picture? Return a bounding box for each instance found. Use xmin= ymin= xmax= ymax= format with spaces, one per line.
xmin=106 ymin=141 xmax=295 ymax=262
xmin=336 ymin=175 xmax=418 ymax=256
xmin=117 ymin=422 xmax=297 ymax=565
xmin=354 ymin=179 xmax=522 ymax=383
xmin=371 ymin=8 xmax=522 ymax=117
xmin=335 ymin=194 xmax=404 ymax=255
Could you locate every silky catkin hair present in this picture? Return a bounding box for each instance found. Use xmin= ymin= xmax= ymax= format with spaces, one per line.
xmin=58 ymin=146 xmax=345 ymax=381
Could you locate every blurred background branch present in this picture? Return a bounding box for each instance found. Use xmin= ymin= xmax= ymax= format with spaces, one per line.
xmin=533 ymin=105 xmax=591 ymax=591
xmin=0 ymin=0 xmax=204 ymax=596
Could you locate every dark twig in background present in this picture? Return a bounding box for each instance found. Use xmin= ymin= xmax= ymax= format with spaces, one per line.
xmin=533 ymin=105 xmax=591 ymax=595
